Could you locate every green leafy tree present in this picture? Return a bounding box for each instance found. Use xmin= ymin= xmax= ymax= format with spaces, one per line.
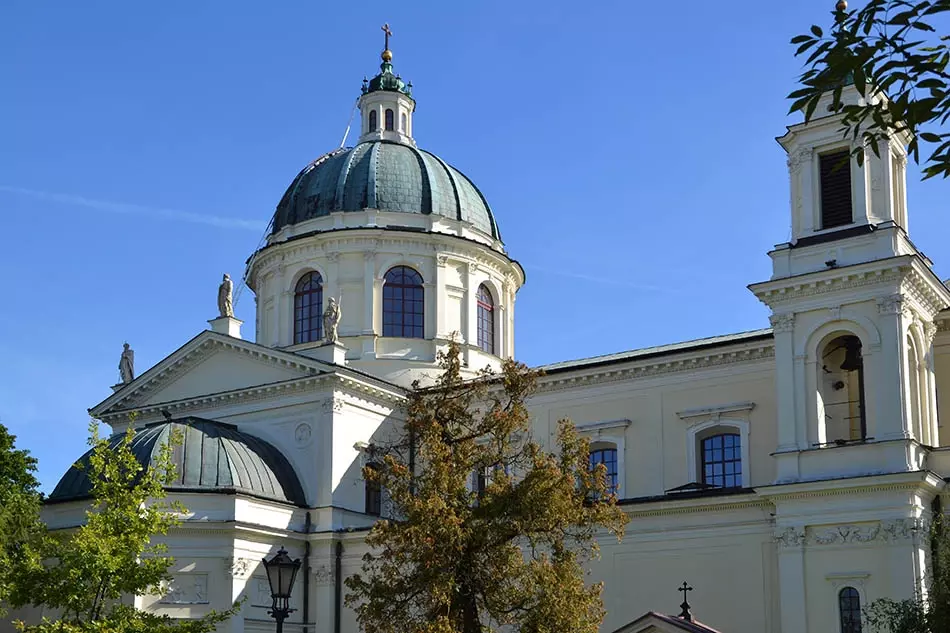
xmin=345 ymin=341 xmax=628 ymax=633
xmin=789 ymin=0 xmax=950 ymax=179
xmin=865 ymin=513 xmax=950 ymax=633
xmin=0 ymin=423 xmax=43 ymax=610
xmin=9 ymin=422 xmax=236 ymax=633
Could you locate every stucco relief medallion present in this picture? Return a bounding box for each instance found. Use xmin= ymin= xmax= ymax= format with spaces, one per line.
xmin=294 ymin=423 xmax=313 ymax=447
xmin=159 ymin=574 xmax=210 ymax=605
xmin=313 ymin=564 xmax=335 ymax=585
xmin=774 ymin=526 xmax=805 ymax=548
xmin=226 ymin=557 xmax=252 ymax=577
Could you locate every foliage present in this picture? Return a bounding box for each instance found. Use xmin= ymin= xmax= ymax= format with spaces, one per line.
xmin=789 ymin=0 xmax=950 ymax=179
xmin=9 ymin=421 xmax=236 ymax=633
xmin=345 ymin=341 xmax=629 ymax=633
xmin=0 ymin=424 xmax=43 ymax=611
xmin=865 ymin=512 xmax=950 ymax=632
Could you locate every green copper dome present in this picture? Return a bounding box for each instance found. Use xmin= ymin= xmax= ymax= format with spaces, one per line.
xmin=271 ymin=140 xmax=501 ymax=239
xmin=49 ymin=417 xmax=306 ymax=506
xmin=362 ymin=60 xmax=413 ymax=98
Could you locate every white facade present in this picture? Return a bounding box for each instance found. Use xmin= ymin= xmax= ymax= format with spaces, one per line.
xmin=22 ymin=59 xmax=950 ymax=633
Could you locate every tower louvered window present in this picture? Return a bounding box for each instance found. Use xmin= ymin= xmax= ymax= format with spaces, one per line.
xmin=819 ymin=150 xmax=853 ymax=229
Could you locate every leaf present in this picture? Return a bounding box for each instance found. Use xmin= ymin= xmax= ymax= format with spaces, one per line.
xmin=811 ymin=25 xmax=824 ymax=37
xmin=920 ymin=132 xmax=942 ymax=142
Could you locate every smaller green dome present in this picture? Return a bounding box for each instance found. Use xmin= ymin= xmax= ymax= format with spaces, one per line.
xmin=362 ymin=60 xmax=412 ymax=99
xmin=49 ymin=417 xmax=305 ymax=506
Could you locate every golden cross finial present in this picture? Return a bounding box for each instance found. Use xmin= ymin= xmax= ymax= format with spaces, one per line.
xmin=381 ymin=23 xmax=392 ymax=51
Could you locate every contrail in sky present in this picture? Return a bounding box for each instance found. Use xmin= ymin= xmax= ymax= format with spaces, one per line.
xmin=0 ymin=185 xmax=267 ymax=232
xmin=523 ymin=264 xmax=679 ymax=293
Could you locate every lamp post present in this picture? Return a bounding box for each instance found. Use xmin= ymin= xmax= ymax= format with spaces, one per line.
xmin=262 ymin=546 xmax=302 ymax=633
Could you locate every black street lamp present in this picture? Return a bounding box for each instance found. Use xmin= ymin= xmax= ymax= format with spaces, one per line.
xmin=262 ymin=546 xmax=302 ymax=633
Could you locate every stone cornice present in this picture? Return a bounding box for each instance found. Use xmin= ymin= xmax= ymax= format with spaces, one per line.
xmin=757 ymin=470 xmax=946 ymax=501
xmin=247 ymin=229 xmax=524 ymax=291
xmin=750 ymin=256 xmax=950 ymax=318
xmin=677 ymin=401 xmax=756 ymax=421
xmin=99 ymin=372 xmax=405 ymax=424
xmin=535 ymin=342 xmax=774 ymax=394
xmin=621 ymin=494 xmax=771 ymax=519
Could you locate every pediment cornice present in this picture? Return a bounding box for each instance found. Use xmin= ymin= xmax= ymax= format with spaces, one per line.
xmin=90 ymin=331 xmax=405 ymax=421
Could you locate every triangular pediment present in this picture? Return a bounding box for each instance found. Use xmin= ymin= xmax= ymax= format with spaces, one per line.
xmin=612 ymin=613 xmax=723 ymax=633
xmin=90 ymin=332 xmax=333 ymax=417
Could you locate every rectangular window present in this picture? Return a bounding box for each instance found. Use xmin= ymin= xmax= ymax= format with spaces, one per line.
xmin=589 ymin=447 xmax=619 ymax=494
xmin=819 ymin=150 xmax=853 ymax=229
xmin=700 ymin=433 xmax=742 ymax=488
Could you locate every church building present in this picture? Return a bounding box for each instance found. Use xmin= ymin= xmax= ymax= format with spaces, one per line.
xmin=36 ymin=29 xmax=950 ymax=633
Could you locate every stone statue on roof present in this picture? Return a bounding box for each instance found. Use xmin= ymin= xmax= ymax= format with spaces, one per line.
xmin=217 ymin=273 xmax=234 ymax=318
xmin=323 ymin=297 xmax=341 ymax=344
xmin=119 ymin=342 xmax=134 ymax=384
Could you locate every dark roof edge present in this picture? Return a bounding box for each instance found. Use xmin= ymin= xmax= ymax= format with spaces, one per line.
xmin=539 ymin=330 xmax=774 ymax=376
xmin=617 ymin=486 xmax=756 ymax=506
xmin=44 ymin=486 xmax=308 ymax=509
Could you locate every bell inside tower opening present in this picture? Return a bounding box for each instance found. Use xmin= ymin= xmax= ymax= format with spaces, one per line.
xmin=820 ymin=334 xmax=867 ymax=443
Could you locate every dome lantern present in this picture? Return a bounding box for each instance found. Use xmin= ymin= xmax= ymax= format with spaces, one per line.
xmin=358 ymin=24 xmax=416 ymax=146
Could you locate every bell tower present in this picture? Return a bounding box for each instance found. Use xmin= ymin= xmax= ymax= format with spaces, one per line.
xmin=750 ymin=80 xmax=950 ymax=484
xmin=357 ymin=23 xmax=416 ymax=147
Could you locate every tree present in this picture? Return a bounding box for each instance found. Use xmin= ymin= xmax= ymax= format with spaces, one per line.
xmin=865 ymin=512 xmax=950 ymax=633
xmin=0 ymin=423 xmax=43 ymax=611
xmin=345 ymin=341 xmax=628 ymax=633
xmin=788 ymin=0 xmax=950 ymax=179
xmin=9 ymin=421 xmax=236 ymax=633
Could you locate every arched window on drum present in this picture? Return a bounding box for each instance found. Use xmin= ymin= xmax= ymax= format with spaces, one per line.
xmin=382 ymin=266 xmax=424 ymax=339
xmin=293 ymin=272 xmax=323 ymax=344
xmin=477 ymin=284 xmax=495 ymax=354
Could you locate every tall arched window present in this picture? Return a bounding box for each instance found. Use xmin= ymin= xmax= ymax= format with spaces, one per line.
xmin=293 ymin=272 xmax=323 ymax=344
xmin=365 ymin=463 xmax=381 ymax=516
xmin=477 ymin=284 xmax=495 ymax=354
xmin=820 ymin=334 xmax=867 ymax=443
xmin=385 ymin=108 xmax=394 ymax=131
xmin=400 ymin=112 xmax=407 ymax=132
xmin=701 ymin=433 xmax=741 ymax=488
xmin=838 ymin=587 xmax=863 ymax=633
xmin=383 ymin=266 xmax=424 ymax=338
xmin=589 ymin=444 xmax=619 ymax=493
xmin=369 ymin=110 xmax=378 ymax=132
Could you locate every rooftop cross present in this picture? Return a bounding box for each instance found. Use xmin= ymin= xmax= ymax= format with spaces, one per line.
xmin=678 ymin=581 xmax=693 ymax=622
xmin=381 ymin=23 xmax=392 ymax=51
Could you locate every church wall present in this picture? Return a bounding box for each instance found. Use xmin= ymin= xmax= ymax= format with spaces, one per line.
xmin=529 ymin=354 xmax=777 ymax=498
xmin=593 ymin=501 xmax=777 ymax=633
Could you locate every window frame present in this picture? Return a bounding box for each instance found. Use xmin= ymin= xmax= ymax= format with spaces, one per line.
xmin=685 ymin=419 xmax=750 ymax=489
xmin=588 ymin=443 xmax=619 ymax=494
xmin=382 ymin=266 xmax=425 ymax=339
xmin=476 ymin=284 xmax=495 ymax=354
xmin=838 ymin=586 xmax=863 ymax=633
xmin=369 ymin=110 xmax=378 ymax=132
xmin=365 ymin=463 xmax=382 ymax=516
xmin=699 ymin=432 xmax=742 ymax=488
xmin=385 ymin=108 xmax=394 ymax=131
xmin=817 ymin=148 xmax=854 ymax=230
xmin=293 ymin=271 xmax=324 ymax=344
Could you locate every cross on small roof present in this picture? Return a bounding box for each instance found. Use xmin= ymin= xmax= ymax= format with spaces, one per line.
xmin=381 ymin=23 xmax=392 ymax=50
xmin=678 ymin=581 xmax=694 ymax=622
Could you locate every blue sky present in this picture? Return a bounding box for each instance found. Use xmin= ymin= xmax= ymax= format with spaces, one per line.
xmin=2 ymin=1 xmax=947 ymax=492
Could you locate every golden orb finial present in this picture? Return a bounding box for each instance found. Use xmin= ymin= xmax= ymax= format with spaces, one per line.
xmin=836 ymin=0 xmax=848 ymax=11
xmin=382 ymin=49 xmax=393 ymax=62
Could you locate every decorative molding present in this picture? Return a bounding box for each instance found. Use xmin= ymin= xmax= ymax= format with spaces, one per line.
xmin=877 ymin=293 xmax=906 ymax=316
xmin=536 ymin=345 xmax=774 ymax=394
xmin=159 ymin=573 xmax=209 ymax=605
xmin=313 ymin=564 xmax=335 ymax=585
xmin=829 ymin=305 xmax=842 ymax=320
xmin=774 ymin=526 xmax=805 ymax=549
xmin=325 ymin=251 xmax=340 ymax=263
xmin=769 ymin=313 xmax=795 ymax=333
xmin=787 ymin=147 xmax=814 ymax=174
xmin=322 ymin=397 xmax=344 ymax=414
xmin=294 ymin=422 xmax=312 ymax=447
xmin=436 ymin=254 xmax=449 ymax=267
xmin=226 ymin=557 xmax=253 ymax=577
xmin=576 ymin=419 xmax=631 ymax=434
xmin=806 ymin=519 xmax=921 ymax=546
xmin=677 ymin=401 xmax=756 ymax=421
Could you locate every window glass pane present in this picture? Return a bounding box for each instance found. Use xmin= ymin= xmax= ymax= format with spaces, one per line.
xmin=700 ymin=433 xmax=741 ymax=488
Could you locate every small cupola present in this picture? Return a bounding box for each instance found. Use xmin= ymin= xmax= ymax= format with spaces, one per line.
xmin=358 ymin=24 xmax=416 ymax=146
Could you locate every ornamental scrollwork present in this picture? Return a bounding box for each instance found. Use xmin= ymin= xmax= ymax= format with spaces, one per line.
xmin=226 ymin=557 xmax=253 ymax=577
xmin=774 ymin=526 xmax=805 ymax=548
xmin=787 ymin=147 xmax=814 ymax=174
xmin=877 ymin=294 xmax=906 ymax=316
xmin=769 ymin=313 xmax=795 ymax=334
